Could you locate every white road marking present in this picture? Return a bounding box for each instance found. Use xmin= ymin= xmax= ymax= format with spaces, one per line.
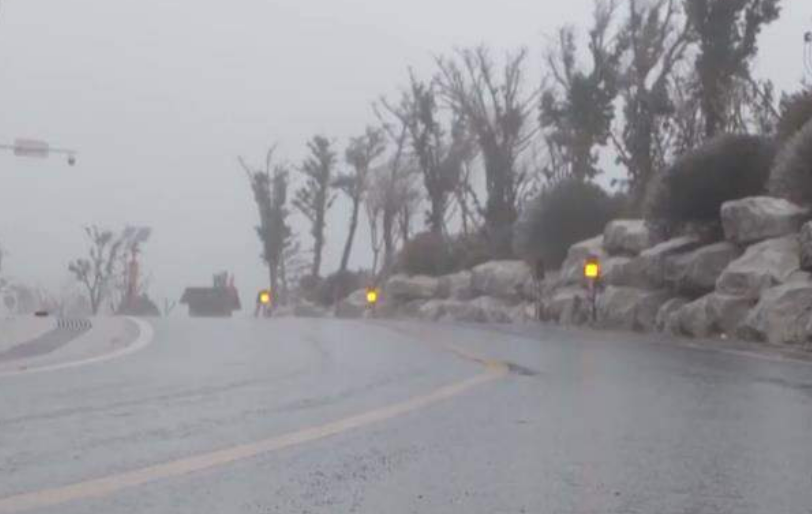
xmin=0 ymin=317 xmax=154 ymax=379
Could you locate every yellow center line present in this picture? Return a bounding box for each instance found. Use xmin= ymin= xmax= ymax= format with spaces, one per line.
xmin=0 ymin=339 xmax=508 ymax=513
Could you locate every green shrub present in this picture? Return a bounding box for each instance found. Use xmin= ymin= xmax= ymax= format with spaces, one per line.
xmin=513 ymin=179 xmax=621 ymax=269
xmin=777 ymin=88 xmax=812 ymax=144
xmin=315 ymin=270 xmax=366 ymax=306
xmin=644 ymin=134 xmax=776 ymax=235
xmin=397 ymin=232 xmax=453 ymax=277
xmin=447 ymin=232 xmax=492 ymax=271
xmin=297 ymin=274 xmax=323 ymax=304
xmin=768 ymin=119 xmax=812 ymax=205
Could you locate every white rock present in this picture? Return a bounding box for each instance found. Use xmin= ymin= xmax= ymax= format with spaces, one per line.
xmin=799 ymin=221 xmax=812 ymax=271
xmin=738 ymin=282 xmax=812 ymax=345
xmin=385 ymin=274 xmax=440 ymax=302
xmin=334 ymin=289 xmax=369 ymax=319
xmin=706 ymin=293 xmax=754 ymax=336
xmin=603 ymin=220 xmax=656 ymax=256
xmin=655 ymin=297 xmax=690 ymax=333
xmin=721 ymin=196 xmax=808 ymax=244
xmin=676 ymin=293 xmax=754 ymax=338
xmin=559 ymin=236 xmax=607 ymax=285
xmin=437 ymin=271 xmax=474 ymax=301
xmin=470 ymin=261 xmax=532 ymax=302
xmin=602 ymin=256 xmax=634 ymax=287
xmin=716 ymin=235 xmax=800 ymax=299
xmin=665 ymin=242 xmax=742 ymax=295
xmin=469 ymin=296 xmax=515 ymax=324
xmin=675 ymin=296 xmax=714 ymax=338
xmin=545 ymin=287 xmax=591 ymax=326
xmin=630 ymin=236 xmax=703 ymax=289
xmin=417 ymin=299 xmax=447 ymax=322
xmin=596 ymin=286 xmax=671 ymax=331
xmin=292 ymin=301 xmax=328 ymax=318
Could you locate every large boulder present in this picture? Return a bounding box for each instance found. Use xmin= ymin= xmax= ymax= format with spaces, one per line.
xmin=602 ymin=256 xmax=634 ymax=287
xmin=716 ymin=235 xmax=800 ymax=299
xmin=738 ymin=282 xmax=812 ymax=345
xmin=799 ymin=221 xmax=812 ymax=271
xmin=664 ymin=242 xmax=742 ymax=296
xmin=385 ymin=274 xmax=440 ymax=303
xmin=603 ymin=220 xmax=656 ymax=256
xmin=675 ymin=295 xmax=714 ymax=338
xmin=721 ymin=196 xmax=808 ymax=245
xmin=630 ymin=236 xmax=703 ymax=289
xmin=417 ymin=299 xmax=447 ymax=322
xmin=293 ymin=301 xmax=329 ymax=318
xmin=545 ymin=287 xmax=590 ymax=326
xmin=437 ymin=271 xmax=474 ymax=301
xmin=596 ymin=287 xmax=671 ymax=331
xmin=334 ymin=289 xmax=368 ymax=319
xmin=396 ymin=299 xmax=428 ymax=319
xmin=656 ymin=297 xmax=690 ymax=333
xmin=559 ymin=236 xmax=607 ymax=285
xmin=469 ymin=296 xmax=515 ymax=324
xmin=415 ymin=297 xmax=513 ymax=324
xmin=706 ymin=293 xmax=754 ymax=336
xmin=675 ymin=293 xmax=754 ymax=338
xmin=438 ymin=300 xmax=488 ymax=323
xmin=470 ymin=261 xmax=532 ymax=302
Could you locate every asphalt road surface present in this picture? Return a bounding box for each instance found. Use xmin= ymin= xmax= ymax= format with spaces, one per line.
xmin=1 ymin=318 xmax=812 ymax=514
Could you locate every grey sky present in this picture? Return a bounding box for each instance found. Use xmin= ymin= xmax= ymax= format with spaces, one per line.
xmin=0 ymin=0 xmax=810 ymax=306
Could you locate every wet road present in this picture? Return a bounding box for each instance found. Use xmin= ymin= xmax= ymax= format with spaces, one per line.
xmin=1 ymin=318 xmax=811 ymax=513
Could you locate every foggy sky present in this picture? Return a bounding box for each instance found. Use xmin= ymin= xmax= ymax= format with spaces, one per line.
xmin=0 ymin=0 xmax=810 ymax=308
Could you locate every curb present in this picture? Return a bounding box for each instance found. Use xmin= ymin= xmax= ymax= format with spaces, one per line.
xmin=0 ymin=317 xmax=154 ymax=378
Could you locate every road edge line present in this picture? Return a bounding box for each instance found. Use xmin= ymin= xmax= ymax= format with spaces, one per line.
xmin=0 ymin=317 xmax=154 ymax=379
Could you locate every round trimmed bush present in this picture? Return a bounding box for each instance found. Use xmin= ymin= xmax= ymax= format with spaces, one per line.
xmin=513 ymin=179 xmax=622 ymax=269
xmin=644 ymin=134 xmax=777 ymax=236
xmin=397 ymin=232 xmax=453 ymax=277
xmin=768 ymin=119 xmax=812 ymax=205
xmin=315 ymin=270 xmax=366 ymax=306
xmin=777 ymin=88 xmax=812 ymax=144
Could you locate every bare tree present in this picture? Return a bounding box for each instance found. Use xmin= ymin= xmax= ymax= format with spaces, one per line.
xmin=610 ymin=0 xmax=693 ymax=210
xmin=241 ymin=148 xmax=292 ymax=302
xmin=380 ymin=72 xmax=468 ymax=236
xmin=435 ymin=45 xmax=538 ymax=255
xmin=294 ymin=135 xmax=337 ymax=278
xmin=68 ymin=226 xmax=123 ymax=315
xmin=685 ymin=0 xmax=781 ymax=138
xmin=334 ymin=127 xmax=386 ymax=272
xmin=541 ymin=1 xmax=626 ymax=183
xmin=373 ymin=103 xmax=423 ymax=270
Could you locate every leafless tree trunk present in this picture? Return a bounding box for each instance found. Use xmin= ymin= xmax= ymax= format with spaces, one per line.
xmin=68 ymin=226 xmax=123 ymax=315
xmin=435 ymin=46 xmax=538 ymax=256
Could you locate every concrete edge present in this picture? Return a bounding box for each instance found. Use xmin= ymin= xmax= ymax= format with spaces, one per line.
xmin=0 ymin=317 xmax=154 ymax=378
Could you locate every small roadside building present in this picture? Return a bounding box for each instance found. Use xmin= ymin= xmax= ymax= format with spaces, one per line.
xmin=180 ymin=272 xmax=241 ymax=318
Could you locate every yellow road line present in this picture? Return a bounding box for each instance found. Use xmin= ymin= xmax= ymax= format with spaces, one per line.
xmin=0 ymin=340 xmax=507 ymax=513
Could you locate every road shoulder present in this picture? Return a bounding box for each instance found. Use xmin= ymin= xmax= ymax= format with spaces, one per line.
xmin=0 ymin=317 xmax=153 ymax=377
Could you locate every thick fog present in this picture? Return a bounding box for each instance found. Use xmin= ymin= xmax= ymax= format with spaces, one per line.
xmin=0 ymin=0 xmax=809 ymax=308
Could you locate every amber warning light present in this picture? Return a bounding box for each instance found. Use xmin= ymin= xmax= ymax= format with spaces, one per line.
xmin=584 ymin=258 xmax=601 ymax=280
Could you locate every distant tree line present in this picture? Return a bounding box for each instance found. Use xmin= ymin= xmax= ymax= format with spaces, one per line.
xmin=243 ymin=0 xmax=802 ymax=305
